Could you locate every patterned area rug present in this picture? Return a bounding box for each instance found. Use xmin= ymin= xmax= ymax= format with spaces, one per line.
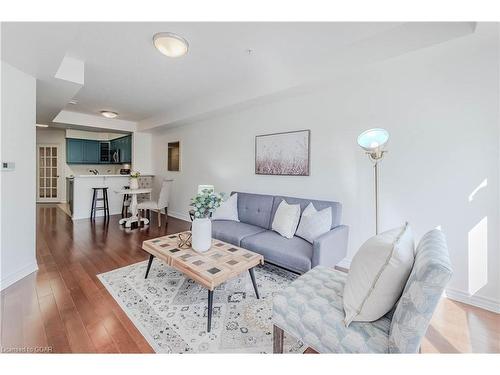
xmin=98 ymin=259 xmax=305 ymax=353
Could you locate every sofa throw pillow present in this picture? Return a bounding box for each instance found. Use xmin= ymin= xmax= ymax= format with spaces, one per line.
xmin=343 ymin=223 xmax=415 ymax=326
xmin=295 ymin=203 xmax=332 ymax=243
xmin=211 ymin=193 xmax=239 ymax=221
xmin=271 ymin=200 xmax=301 ymax=239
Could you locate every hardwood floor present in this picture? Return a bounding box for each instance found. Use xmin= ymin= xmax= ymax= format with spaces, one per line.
xmin=0 ymin=204 xmax=498 ymax=353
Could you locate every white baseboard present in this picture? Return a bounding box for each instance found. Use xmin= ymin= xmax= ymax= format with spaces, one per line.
xmin=167 ymin=209 xmax=191 ymax=222
xmin=445 ymin=288 xmax=500 ymax=314
xmin=0 ymin=262 xmax=38 ymax=291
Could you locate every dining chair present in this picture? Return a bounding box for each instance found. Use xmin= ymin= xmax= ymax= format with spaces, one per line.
xmin=137 ymin=179 xmax=171 ymax=227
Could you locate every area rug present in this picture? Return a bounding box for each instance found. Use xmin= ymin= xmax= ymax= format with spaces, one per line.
xmin=97 ymin=259 xmax=305 ymax=353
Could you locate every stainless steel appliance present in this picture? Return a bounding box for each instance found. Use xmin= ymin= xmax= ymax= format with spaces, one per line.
xmin=111 ymin=149 xmax=121 ymax=163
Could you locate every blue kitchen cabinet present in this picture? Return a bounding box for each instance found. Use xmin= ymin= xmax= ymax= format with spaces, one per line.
xmin=67 ymin=138 xmax=100 ymax=164
xmin=83 ymin=140 xmax=100 ymax=163
xmin=67 ymin=135 xmax=131 ymax=164
xmin=121 ymin=135 xmax=132 ymax=163
xmin=66 ymin=138 xmax=84 ymax=164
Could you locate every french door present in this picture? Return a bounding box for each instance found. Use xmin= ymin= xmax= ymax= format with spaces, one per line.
xmin=37 ymin=144 xmax=61 ymax=202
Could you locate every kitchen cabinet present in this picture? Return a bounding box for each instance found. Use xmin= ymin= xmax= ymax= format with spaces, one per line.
xmin=83 ymin=140 xmax=100 ymax=163
xmin=67 ymin=138 xmax=99 ymax=164
xmin=66 ymin=138 xmax=84 ymax=164
xmin=67 ymin=134 xmax=131 ymax=164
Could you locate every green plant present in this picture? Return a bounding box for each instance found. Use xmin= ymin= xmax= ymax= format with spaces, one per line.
xmin=190 ymin=189 xmax=224 ymax=218
xmin=130 ymin=171 xmax=141 ymax=178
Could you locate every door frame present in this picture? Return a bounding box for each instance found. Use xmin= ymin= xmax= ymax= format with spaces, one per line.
xmin=36 ymin=143 xmax=62 ymax=203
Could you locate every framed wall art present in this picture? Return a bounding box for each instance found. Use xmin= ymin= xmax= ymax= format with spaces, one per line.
xmin=255 ymin=129 xmax=310 ymax=176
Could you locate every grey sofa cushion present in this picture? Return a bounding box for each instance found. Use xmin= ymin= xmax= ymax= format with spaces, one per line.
xmin=211 ymin=220 xmax=266 ymax=246
xmin=241 ymin=231 xmax=313 ymax=273
xmin=233 ymin=192 xmax=275 ymax=229
xmin=271 ymin=195 xmax=342 ymax=228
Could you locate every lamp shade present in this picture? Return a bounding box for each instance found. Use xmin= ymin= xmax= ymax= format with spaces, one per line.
xmin=357 ymin=128 xmax=389 ymax=152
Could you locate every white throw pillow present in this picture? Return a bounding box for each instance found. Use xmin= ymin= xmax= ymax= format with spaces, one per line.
xmin=271 ymin=200 xmax=301 ymax=239
xmin=343 ymin=223 xmax=415 ymax=326
xmin=211 ymin=193 xmax=239 ymax=221
xmin=295 ymin=203 xmax=332 ymax=243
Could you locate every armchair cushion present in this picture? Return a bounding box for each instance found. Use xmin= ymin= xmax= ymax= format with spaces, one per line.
xmin=273 ymin=266 xmax=390 ymax=353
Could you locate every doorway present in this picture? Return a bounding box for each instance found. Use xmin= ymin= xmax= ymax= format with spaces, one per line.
xmin=37 ymin=144 xmax=61 ymax=202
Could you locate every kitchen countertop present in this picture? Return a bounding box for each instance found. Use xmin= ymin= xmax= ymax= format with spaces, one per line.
xmin=68 ymin=174 xmax=154 ymax=178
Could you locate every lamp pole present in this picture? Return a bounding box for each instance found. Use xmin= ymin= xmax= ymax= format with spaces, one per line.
xmin=357 ymin=128 xmax=389 ymax=236
xmin=374 ymin=160 xmax=379 ymax=235
xmin=368 ymin=150 xmax=385 ymax=235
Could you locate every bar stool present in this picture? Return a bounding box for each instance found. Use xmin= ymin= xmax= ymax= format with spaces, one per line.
xmin=121 ymin=185 xmax=131 ymax=218
xmin=90 ymin=187 xmax=110 ymax=220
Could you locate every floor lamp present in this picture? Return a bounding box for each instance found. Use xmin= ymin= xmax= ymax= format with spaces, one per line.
xmin=357 ymin=128 xmax=389 ymax=235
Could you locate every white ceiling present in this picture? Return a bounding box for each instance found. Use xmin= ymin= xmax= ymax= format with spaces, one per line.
xmin=1 ymin=22 xmax=476 ymax=131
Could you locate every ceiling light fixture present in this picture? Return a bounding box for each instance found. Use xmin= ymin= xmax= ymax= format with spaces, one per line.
xmin=153 ymin=32 xmax=189 ymax=58
xmin=36 ymin=124 xmax=49 ymax=128
xmin=100 ymin=110 xmax=118 ymax=119
xmin=69 ymin=99 xmax=78 ymax=105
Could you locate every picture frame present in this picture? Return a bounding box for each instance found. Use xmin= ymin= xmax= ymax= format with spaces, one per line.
xmin=255 ymin=129 xmax=310 ymax=176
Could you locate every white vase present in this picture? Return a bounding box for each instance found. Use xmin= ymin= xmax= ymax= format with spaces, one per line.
xmin=130 ymin=178 xmax=139 ymax=189
xmin=192 ymin=218 xmax=212 ymax=252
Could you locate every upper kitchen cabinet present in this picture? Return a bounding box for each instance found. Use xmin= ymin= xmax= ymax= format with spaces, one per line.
xmin=66 ymin=138 xmax=100 ymax=164
xmin=66 ymin=138 xmax=84 ymax=164
xmin=82 ymin=140 xmax=100 ymax=163
xmin=67 ymin=134 xmax=131 ymax=164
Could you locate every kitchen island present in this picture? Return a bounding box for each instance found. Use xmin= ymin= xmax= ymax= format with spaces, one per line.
xmin=67 ymin=175 xmax=152 ymax=220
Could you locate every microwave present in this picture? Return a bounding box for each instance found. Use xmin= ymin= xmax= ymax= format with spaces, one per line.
xmin=111 ymin=149 xmax=121 ymax=163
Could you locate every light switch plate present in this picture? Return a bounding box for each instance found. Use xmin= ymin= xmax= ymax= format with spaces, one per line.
xmin=2 ymin=162 xmax=15 ymax=171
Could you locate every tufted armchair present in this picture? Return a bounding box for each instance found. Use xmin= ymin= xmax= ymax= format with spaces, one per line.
xmin=272 ymin=229 xmax=453 ymax=353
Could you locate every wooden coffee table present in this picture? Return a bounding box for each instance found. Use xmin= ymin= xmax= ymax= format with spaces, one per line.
xmin=142 ymin=231 xmax=264 ymax=332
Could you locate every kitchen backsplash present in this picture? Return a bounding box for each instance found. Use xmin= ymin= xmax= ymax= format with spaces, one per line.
xmin=68 ymin=164 xmax=126 ymax=176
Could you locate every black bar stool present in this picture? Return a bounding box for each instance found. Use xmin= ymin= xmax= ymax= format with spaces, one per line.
xmin=90 ymin=187 xmax=110 ymax=220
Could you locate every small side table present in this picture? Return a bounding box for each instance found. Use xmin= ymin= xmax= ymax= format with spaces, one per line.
xmin=115 ymin=188 xmax=152 ymax=228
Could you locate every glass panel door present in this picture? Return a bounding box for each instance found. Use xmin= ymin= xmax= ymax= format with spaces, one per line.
xmin=37 ymin=145 xmax=59 ymax=201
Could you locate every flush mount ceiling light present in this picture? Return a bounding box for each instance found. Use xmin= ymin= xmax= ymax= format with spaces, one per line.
xmin=100 ymin=110 xmax=118 ymax=119
xmin=153 ymin=32 xmax=189 ymax=58
xmin=36 ymin=124 xmax=49 ymax=128
xmin=69 ymin=99 xmax=78 ymax=105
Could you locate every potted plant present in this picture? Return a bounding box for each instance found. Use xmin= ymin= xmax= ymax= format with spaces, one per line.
xmin=190 ymin=189 xmax=224 ymax=252
xmin=130 ymin=171 xmax=140 ymax=189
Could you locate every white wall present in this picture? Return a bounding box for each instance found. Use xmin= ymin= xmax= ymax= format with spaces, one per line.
xmin=65 ymin=129 xmax=124 ymax=140
xmin=151 ymin=26 xmax=500 ymax=312
xmin=1 ymin=61 xmax=37 ymax=290
xmin=132 ymin=132 xmax=153 ymax=175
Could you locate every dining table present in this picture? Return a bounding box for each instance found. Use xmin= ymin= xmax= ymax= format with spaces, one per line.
xmin=115 ymin=187 xmax=152 ymax=228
